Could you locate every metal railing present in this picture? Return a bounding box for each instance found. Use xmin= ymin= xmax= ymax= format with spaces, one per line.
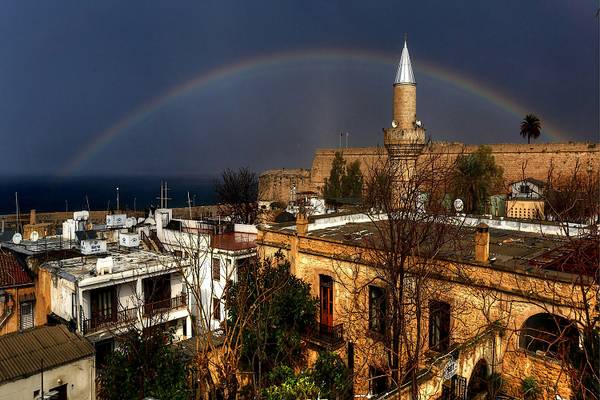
xmin=143 ymin=293 xmax=187 ymax=316
xmin=82 ymin=294 xmax=187 ymax=334
xmin=308 ymin=322 xmax=344 ymax=347
xmin=82 ymin=307 xmax=137 ymax=334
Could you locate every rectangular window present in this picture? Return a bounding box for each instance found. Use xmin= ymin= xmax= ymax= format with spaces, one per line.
xmin=429 ymin=301 xmax=451 ymax=352
xmin=20 ymin=301 xmax=34 ymax=330
xmin=368 ymin=286 xmax=386 ymax=335
xmin=519 ymin=184 xmax=531 ymax=194
xmin=90 ymin=287 xmax=117 ymax=322
xmin=212 ymin=257 xmax=221 ymax=281
xmin=71 ymin=293 xmax=77 ymax=320
xmin=212 ymin=297 xmax=221 ymax=320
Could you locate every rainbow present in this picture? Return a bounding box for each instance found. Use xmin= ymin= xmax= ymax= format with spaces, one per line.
xmin=61 ymin=48 xmax=570 ymax=175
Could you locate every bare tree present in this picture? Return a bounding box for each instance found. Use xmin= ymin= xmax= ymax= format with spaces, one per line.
xmin=214 ymin=167 xmax=260 ymax=224
xmin=332 ymin=147 xmax=477 ymax=398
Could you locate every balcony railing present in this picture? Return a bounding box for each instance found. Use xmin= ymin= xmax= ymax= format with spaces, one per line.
xmin=144 ymin=294 xmax=187 ymax=316
xmin=82 ymin=294 xmax=187 ymax=334
xmin=307 ymin=322 xmax=344 ymax=349
xmin=82 ymin=307 xmax=137 ymax=334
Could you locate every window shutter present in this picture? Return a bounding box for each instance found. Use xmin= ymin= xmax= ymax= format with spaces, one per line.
xmin=20 ymin=301 xmax=34 ymax=330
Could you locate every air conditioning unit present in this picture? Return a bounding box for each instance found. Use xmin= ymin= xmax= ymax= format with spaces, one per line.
xmin=120 ymin=233 xmax=140 ymax=248
xmin=106 ymin=214 xmax=127 ymax=228
xmin=96 ymin=256 xmax=114 ymax=275
xmin=73 ymin=210 xmax=90 ymax=221
xmin=81 ymin=239 xmax=107 ymax=255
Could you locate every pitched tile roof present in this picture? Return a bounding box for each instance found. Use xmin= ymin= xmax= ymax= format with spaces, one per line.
xmin=0 ymin=251 xmax=33 ymax=288
xmin=0 ymin=324 xmax=94 ymax=383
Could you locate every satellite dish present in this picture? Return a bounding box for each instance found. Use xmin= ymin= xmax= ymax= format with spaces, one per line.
xmin=416 ymin=120 xmax=422 ymax=127
xmin=453 ymin=198 xmax=464 ymax=212
xmin=12 ymin=233 xmax=22 ymax=244
xmin=30 ymin=231 xmax=39 ymax=242
xmin=391 ymin=120 xmax=399 ymax=128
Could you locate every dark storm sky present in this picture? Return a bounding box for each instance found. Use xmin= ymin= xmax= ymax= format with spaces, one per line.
xmin=1 ymin=1 xmax=598 ymax=176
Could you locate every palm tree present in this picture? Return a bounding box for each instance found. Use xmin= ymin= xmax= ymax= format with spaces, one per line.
xmin=520 ymin=114 xmax=542 ymax=144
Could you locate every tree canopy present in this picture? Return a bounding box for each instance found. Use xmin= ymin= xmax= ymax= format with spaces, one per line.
xmin=96 ymin=329 xmax=191 ymax=400
xmin=453 ymin=145 xmax=504 ymax=214
xmin=323 ymin=152 xmax=363 ymax=204
xmin=225 ymin=256 xmax=318 ymax=391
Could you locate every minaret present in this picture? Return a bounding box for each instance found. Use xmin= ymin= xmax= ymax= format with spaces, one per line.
xmin=383 ymin=38 xmax=425 ymax=197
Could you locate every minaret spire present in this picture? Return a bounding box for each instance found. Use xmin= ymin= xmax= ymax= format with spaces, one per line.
xmin=394 ymin=37 xmax=415 ymax=85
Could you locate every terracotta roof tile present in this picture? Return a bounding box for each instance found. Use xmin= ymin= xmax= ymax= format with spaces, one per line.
xmin=0 ymin=251 xmax=33 ymax=288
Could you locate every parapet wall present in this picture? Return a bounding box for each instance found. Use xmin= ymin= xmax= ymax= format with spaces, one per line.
xmin=260 ymin=142 xmax=599 ymax=203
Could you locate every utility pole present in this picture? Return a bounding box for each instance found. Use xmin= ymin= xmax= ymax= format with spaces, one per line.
xmin=40 ymin=358 xmax=44 ymax=400
xmin=116 ymin=187 xmax=120 ymax=211
xmin=346 ymin=132 xmax=349 ymax=148
xmin=187 ymin=191 xmax=193 ymax=219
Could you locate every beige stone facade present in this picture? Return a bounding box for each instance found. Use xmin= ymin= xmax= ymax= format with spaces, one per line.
xmin=257 ymin=215 xmax=596 ymax=399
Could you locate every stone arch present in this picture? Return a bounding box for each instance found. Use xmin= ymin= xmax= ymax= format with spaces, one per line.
xmin=519 ymin=312 xmax=579 ymax=359
xmin=466 ymin=358 xmax=490 ymax=399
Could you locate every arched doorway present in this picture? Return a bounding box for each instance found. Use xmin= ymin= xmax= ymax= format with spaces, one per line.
xmin=467 ymin=359 xmax=489 ymax=399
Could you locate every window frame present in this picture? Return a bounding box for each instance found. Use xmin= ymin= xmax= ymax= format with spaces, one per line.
xmin=429 ymin=300 xmax=451 ymax=352
xmin=211 ymin=257 xmax=221 ymax=281
xmin=19 ymin=300 xmax=34 ymax=330
xmin=368 ymin=285 xmax=386 ymax=335
xmin=212 ymin=297 xmax=221 ymax=320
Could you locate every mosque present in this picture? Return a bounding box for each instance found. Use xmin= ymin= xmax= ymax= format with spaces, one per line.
xmin=259 ymin=41 xmax=599 ymax=205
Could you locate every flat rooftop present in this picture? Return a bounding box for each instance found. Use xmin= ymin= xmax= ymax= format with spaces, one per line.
xmin=263 ymin=213 xmax=596 ymax=277
xmin=41 ymin=246 xmax=179 ymax=282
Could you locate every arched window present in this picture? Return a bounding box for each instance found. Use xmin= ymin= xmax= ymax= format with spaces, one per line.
xmin=519 ymin=313 xmax=579 ymax=358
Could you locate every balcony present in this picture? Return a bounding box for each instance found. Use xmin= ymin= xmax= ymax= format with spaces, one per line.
xmin=82 ymin=294 xmax=187 ymax=335
xmin=82 ymin=307 xmax=137 ymax=335
xmin=307 ymin=323 xmax=344 ymax=350
xmin=144 ymin=293 xmax=187 ymax=316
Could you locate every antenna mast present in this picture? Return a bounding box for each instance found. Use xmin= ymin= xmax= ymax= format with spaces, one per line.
xmin=15 ymin=192 xmax=20 ymax=234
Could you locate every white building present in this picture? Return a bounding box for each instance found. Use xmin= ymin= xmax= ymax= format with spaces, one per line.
xmin=509 ymin=177 xmax=545 ymax=199
xmin=40 ymin=246 xmax=193 ymax=364
xmin=154 ymin=209 xmax=257 ymax=332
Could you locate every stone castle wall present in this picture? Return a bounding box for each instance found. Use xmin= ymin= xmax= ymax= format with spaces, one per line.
xmin=260 ymin=142 xmax=599 ymax=202
xmin=258 ymin=168 xmax=312 ymax=204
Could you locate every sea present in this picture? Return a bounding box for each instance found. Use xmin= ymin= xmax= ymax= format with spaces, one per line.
xmin=0 ymin=175 xmax=218 ymax=215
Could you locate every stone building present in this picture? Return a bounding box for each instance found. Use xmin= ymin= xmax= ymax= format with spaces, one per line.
xmin=259 ymin=40 xmax=599 ymax=204
xmin=0 ymin=251 xmax=47 ymax=335
xmin=257 ymin=212 xmax=596 ymax=399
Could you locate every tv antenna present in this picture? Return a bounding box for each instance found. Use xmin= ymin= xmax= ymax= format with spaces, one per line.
xmin=156 ymin=181 xmax=172 ymax=208
xmin=15 ymin=192 xmax=20 ymax=234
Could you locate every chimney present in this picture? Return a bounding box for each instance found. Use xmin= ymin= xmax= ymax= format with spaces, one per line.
xmin=29 ymin=209 xmax=36 ymax=225
xmin=475 ymin=223 xmax=489 ymax=263
xmin=296 ymin=212 xmax=309 ymax=236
